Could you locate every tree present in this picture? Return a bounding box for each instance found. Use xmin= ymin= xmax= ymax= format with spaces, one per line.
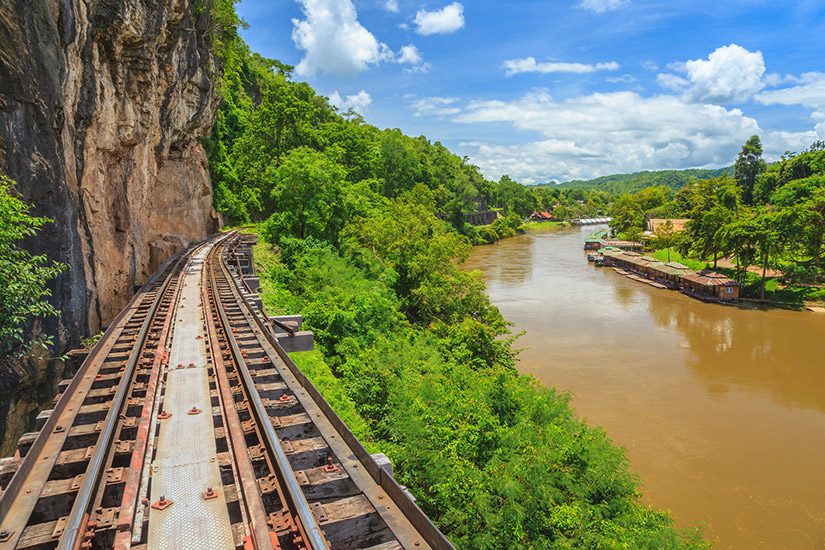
xmin=262 ymin=148 xmax=346 ymax=243
xmin=0 ymin=176 xmax=66 ymax=361
xmin=682 ymin=176 xmax=740 ymax=268
xmin=753 ymin=209 xmax=790 ymax=300
xmin=734 ymin=135 xmax=766 ymax=205
xmin=719 ymin=207 xmax=788 ymax=299
xmin=772 ymin=176 xmax=825 ymax=271
xmin=654 ymin=220 xmax=677 ymax=262
xmin=717 ymin=212 xmax=758 ymax=284
xmin=609 ymin=194 xmax=644 ymax=236
xmin=493 ymin=175 xmax=536 ymax=218
xmin=380 ymin=130 xmax=419 ymax=197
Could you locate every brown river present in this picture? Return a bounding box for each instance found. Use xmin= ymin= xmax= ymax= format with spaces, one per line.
xmin=462 ymin=224 xmax=825 ymax=549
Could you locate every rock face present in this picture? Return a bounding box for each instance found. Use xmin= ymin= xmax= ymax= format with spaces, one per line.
xmin=0 ymin=0 xmax=220 ymax=450
xmin=0 ymin=0 xmax=220 ymax=339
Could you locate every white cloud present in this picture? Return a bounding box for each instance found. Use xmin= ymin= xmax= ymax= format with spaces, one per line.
xmin=579 ymin=0 xmax=629 ymax=14
xmin=395 ymin=44 xmax=430 ymax=72
xmin=656 ymin=73 xmax=689 ymax=91
xmin=383 ymin=0 xmax=399 ymax=13
xmin=684 ymin=44 xmax=766 ymax=103
xmin=292 ymin=0 xmax=393 ymax=77
xmin=503 ymin=57 xmax=619 ymax=76
xmin=606 ymin=74 xmax=636 ymax=84
xmin=757 ymin=72 xmax=825 ymax=141
xmin=762 ymin=129 xmax=821 ymax=154
xmin=756 ymin=72 xmax=825 ymax=111
xmin=657 ymin=44 xmax=766 ymax=104
xmin=328 ymin=90 xmax=373 ymax=112
xmin=446 ymin=89 xmax=807 ymax=183
xmin=414 ymin=2 xmax=465 ymax=35
xmin=397 ymin=44 xmax=423 ymax=65
xmin=404 ymin=62 xmax=432 ymax=74
xmin=410 ymin=96 xmax=462 ymax=118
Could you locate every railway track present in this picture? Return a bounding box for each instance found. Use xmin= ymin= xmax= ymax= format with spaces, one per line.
xmin=0 ymin=234 xmax=451 ymax=550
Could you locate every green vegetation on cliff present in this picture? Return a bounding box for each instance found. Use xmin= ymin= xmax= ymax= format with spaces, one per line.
xmin=204 ymin=3 xmax=705 ymax=546
xmin=0 ymin=176 xmax=66 ymax=362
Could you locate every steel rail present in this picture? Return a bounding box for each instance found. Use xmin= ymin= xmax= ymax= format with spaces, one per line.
xmin=210 ymin=237 xmax=329 ymax=550
xmin=224 ymin=237 xmax=454 ymax=550
xmin=202 ymin=239 xmax=276 ymax=550
xmin=112 ymin=240 xmax=201 ymax=549
xmin=0 ymin=249 xmax=181 ymax=532
xmin=56 ymin=245 xmax=194 ymax=550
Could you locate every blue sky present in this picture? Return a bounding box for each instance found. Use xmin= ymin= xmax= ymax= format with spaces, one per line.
xmin=236 ymin=0 xmax=825 ymax=183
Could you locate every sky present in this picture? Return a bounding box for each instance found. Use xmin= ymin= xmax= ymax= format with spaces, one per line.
xmin=236 ymin=0 xmax=825 ymax=184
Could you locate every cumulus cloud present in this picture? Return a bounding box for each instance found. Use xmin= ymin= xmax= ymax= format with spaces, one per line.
xmin=579 ymin=0 xmax=629 ymax=14
xmin=656 ymin=73 xmax=690 ymax=91
xmin=756 ymin=72 xmax=825 ymax=111
xmin=383 ymin=0 xmax=399 ymax=13
xmin=757 ymin=72 xmax=825 ymax=140
xmin=657 ymin=44 xmax=766 ymax=104
xmin=292 ymin=0 xmax=393 ymax=77
xmin=414 ymin=2 xmax=465 ymax=35
xmin=410 ymin=97 xmax=462 ymax=118
xmin=395 ymin=44 xmax=430 ymax=72
xmin=328 ymin=90 xmax=373 ymax=112
xmin=503 ymin=57 xmax=619 ymax=76
xmin=446 ymin=89 xmax=776 ymax=182
xmin=397 ymin=44 xmax=423 ymax=65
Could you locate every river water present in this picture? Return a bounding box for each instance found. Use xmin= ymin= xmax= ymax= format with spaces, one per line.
xmin=462 ymin=224 xmax=825 ymax=549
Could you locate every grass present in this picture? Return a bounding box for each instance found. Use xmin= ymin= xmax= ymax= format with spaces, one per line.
xmin=523 ymin=220 xmax=570 ymax=232
xmin=651 ymin=248 xmax=708 ymax=270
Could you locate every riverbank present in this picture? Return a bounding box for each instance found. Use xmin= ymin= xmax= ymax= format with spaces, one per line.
xmin=463 ymin=224 xmax=825 ymax=548
xmin=651 ymin=248 xmax=825 ymax=309
xmin=249 ymin=227 xmax=706 ymax=548
xmin=524 ymin=220 xmax=570 ymax=232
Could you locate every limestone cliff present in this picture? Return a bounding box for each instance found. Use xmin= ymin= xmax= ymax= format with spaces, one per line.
xmin=0 ymin=0 xmax=220 ymax=449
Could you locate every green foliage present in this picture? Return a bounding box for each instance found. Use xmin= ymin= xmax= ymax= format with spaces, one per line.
xmin=734 ymin=135 xmax=766 ymax=205
xmin=206 ymin=4 xmax=705 ymax=544
xmin=80 ymin=331 xmax=104 ymax=350
xmin=290 ymin=350 xmax=375 ymax=447
xmin=555 ymin=167 xmax=731 ymax=194
xmin=0 ymin=176 xmax=67 ymax=360
xmin=254 ymin=231 xmax=703 ymax=548
xmin=494 ymin=175 xmax=537 ymax=218
xmin=679 ymin=175 xmax=740 ymax=268
xmin=471 ymin=212 xmax=525 ymax=245
xmin=261 ymin=147 xmax=346 ymax=242
xmin=634 ymin=138 xmax=825 ymax=302
xmin=609 ymin=186 xmax=671 ymax=236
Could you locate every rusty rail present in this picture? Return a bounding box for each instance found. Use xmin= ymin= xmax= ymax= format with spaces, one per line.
xmin=0 ymin=232 xmax=453 ymax=550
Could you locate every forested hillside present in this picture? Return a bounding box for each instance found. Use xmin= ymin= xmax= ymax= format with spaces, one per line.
xmin=555 ymin=167 xmax=731 ymax=194
xmin=202 ymin=2 xmax=705 ymax=547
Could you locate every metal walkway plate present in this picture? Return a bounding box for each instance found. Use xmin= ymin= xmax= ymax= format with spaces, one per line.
xmin=147 ymin=246 xmax=235 ymax=550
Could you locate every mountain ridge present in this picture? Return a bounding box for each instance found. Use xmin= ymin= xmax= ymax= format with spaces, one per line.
xmin=539 ymin=166 xmax=732 ymax=193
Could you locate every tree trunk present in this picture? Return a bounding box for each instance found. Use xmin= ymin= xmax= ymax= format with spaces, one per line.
xmin=713 ymin=249 xmax=718 ymax=269
xmin=761 ymin=254 xmax=768 ymax=301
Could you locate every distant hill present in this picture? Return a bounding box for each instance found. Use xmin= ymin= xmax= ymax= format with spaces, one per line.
xmin=547 ymin=167 xmax=732 ymax=194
